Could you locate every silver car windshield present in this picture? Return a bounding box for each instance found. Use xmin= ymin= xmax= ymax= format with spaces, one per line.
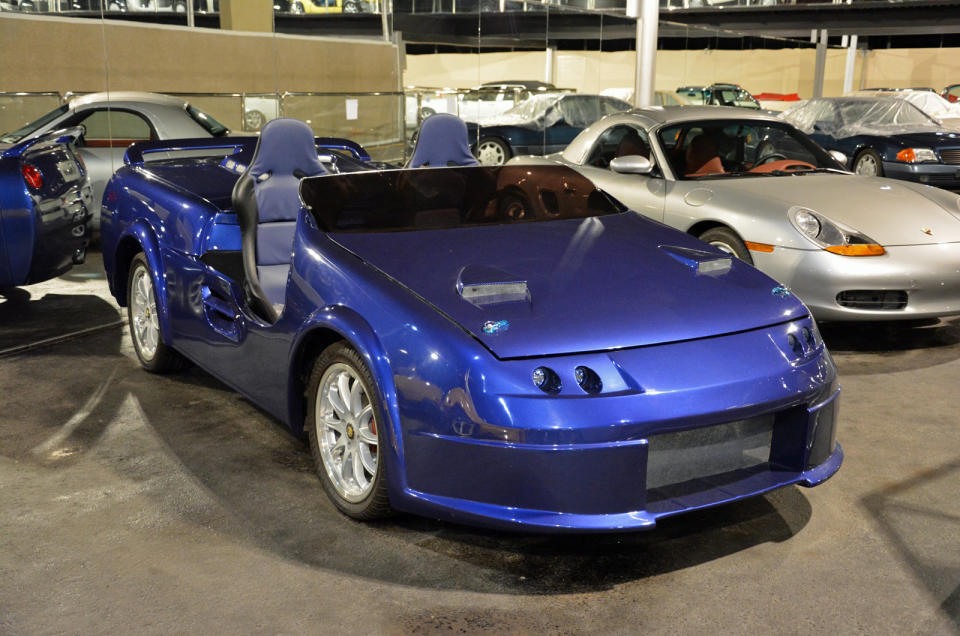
xmin=657 ymin=119 xmax=841 ymax=179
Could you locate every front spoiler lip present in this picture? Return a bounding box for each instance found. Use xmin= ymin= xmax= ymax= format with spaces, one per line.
xmin=394 ymin=444 xmax=845 ymax=534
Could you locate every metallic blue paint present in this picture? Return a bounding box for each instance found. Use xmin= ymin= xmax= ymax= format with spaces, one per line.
xmin=0 ymin=129 xmax=91 ymax=286
xmin=101 ymin=136 xmax=843 ymax=531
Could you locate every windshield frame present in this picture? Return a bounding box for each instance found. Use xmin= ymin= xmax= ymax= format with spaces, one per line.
xmin=654 ymin=118 xmax=845 ymax=181
xmin=186 ymin=104 xmax=230 ymax=137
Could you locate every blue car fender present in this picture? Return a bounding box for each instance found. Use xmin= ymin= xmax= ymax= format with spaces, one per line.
xmin=290 ymin=304 xmax=408 ymax=492
xmin=119 ymin=219 xmax=175 ymax=346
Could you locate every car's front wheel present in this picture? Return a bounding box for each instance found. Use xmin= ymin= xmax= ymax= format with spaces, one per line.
xmin=853 ymin=148 xmax=883 ymax=177
xmin=127 ymin=253 xmax=186 ymax=373
xmin=475 ymin=137 xmax=511 ymax=166
xmin=307 ymin=342 xmax=392 ymax=520
xmin=291 ymin=1 xmax=304 ymax=12
xmin=698 ymin=226 xmax=753 ymax=265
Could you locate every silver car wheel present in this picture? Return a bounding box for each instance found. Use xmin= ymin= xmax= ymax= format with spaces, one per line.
xmin=477 ymin=140 xmax=507 ymax=166
xmin=315 ymin=363 xmax=378 ymax=503
xmin=709 ymin=240 xmax=736 ymax=255
xmin=855 ymin=153 xmax=879 ymax=176
xmin=130 ymin=265 xmax=159 ymax=360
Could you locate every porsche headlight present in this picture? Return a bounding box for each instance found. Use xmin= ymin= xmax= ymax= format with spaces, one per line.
xmin=789 ymin=207 xmax=886 ymax=256
xmin=896 ymin=148 xmax=939 ymax=163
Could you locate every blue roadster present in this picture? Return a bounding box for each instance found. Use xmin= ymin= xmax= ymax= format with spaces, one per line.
xmin=0 ymin=127 xmax=92 ymax=287
xmin=100 ymin=118 xmax=842 ymax=532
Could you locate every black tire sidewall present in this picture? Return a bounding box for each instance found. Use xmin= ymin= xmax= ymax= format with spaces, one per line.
xmin=306 ymin=342 xmax=391 ymax=519
xmin=699 ymin=227 xmax=754 ymax=265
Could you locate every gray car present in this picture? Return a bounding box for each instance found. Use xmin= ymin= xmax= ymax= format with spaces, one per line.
xmin=0 ymin=91 xmax=229 ymax=228
xmin=508 ymin=106 xmax=960 ymax=321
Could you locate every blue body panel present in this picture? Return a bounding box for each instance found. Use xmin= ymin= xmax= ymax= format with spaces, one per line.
xmin=0 ymin=130 xmax=91 ymax=286
xmin=101 ymin=137 xmax=842 ymax=532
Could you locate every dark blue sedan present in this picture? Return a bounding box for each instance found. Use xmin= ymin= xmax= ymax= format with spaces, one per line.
xmin=466 ymin=93 xmax=632 ymax=165
xmin=783 ymin=96 xmax=960 ymax=190
xmin=100 ymin=119 xmax=842 ymax=531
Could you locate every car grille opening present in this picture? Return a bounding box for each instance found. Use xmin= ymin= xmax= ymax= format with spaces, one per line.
xmin=939 ymin=148 xmax=960 ymax=165
xmin=836 ymin=290 xmax=908 ymax=310
xmin=646 ymin=415 xmax=774 ymax=499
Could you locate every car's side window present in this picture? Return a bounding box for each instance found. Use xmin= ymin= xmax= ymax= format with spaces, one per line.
xmin=585 ymin=124 xmax=652 ymax=170
xmin=76 ymin=109 xmax=154 ymax=147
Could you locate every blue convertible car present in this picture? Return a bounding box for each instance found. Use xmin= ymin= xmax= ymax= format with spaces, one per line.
xmin=0 ymin=127 xmax=92 ymax=287
xmin=101 ymin=118 xmax=842 ymax=531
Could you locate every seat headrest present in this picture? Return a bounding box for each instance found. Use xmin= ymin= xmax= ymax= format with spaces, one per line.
xmin=248 ymin=118 xmax=327 ymax=179
xmin=409 ymin=113 xmax=479 ymax=168
xmin=616 ymin=132 xmax=648 ymax=158
xmin=685 ymin=134 xmax=720 ymax=172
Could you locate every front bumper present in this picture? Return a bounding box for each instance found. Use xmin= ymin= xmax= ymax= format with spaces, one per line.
xmin=882 ymin=161 xmax=960 ymax=190
xmin=754 ymin=243 xmax=960 ymax=321
xmin=392 ymin=318 xmax=843 ymax=532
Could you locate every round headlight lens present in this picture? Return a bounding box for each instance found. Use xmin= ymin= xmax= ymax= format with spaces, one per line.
xmin=574 ymin=366 xmax=602 ymax=394
xmin=795 ymin=209 xmax=821 ymax=238
xmin=532 ymin=367 xmax=562 ymax=394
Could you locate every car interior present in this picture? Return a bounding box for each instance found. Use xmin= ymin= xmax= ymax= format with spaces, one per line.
xmin=231 ymin=117 xmax=328 ymax=324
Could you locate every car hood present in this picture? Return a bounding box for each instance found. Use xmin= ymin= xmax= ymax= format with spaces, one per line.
xmin=706 ymin=174 xmax=960 ymax=246
xmin=330 ymin=213 xmax=807 ymax=358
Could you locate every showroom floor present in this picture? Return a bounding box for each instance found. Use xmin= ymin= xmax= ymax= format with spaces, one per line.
xmin=0 ymin=252 xmax=957 ymax=634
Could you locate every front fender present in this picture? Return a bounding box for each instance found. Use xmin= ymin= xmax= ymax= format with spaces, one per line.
xmin=290 ymin=305 xmax=407 ymax=493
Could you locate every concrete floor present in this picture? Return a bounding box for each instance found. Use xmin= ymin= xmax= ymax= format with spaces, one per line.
xmin=1 ymin=252 xmax=957 ymax=634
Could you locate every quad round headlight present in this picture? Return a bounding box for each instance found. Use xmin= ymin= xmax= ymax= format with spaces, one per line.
xmin=574 ymin=366 xmax=602 ymax=394
xmin=532 ymin=367 xmax=562 ymax=394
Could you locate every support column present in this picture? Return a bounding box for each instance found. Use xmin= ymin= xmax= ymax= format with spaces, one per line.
xmin=219 ymin=0 xmax=273 ymax=32
xmin=842 ymin=34 xmax=858 ymax=95
xmin=628 ymin=0 xmax=658 ymax=107
xmin=812 ymin=28 xmax=828 ymax=98
xmin=545 ymin=45 xmax=556 ymax=85
xmin=186 ymin=0 xmax=195 ymax=28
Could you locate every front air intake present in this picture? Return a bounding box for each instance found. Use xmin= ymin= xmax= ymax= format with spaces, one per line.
xmin=836 ymin=290 xmax=907 ymax=310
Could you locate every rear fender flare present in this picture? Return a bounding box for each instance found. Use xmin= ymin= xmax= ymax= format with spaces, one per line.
xmin=121 ymin=220 xmax=174 ymax=346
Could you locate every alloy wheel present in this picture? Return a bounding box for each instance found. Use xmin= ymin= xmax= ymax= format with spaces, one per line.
xmin=130 ymin=265 xmax=159 ymax=360
xmin=315 ymin=363 xmax=379 ymax=503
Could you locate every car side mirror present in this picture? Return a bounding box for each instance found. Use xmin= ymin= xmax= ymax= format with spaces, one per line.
xmin=610 ymin=155 xmax=653 ymax=175
xmin=828 ymin=150 xmax=847 ymax=165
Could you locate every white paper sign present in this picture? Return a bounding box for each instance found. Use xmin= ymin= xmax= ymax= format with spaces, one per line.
xmin=345 ymin=99 xmax=359 ymax=121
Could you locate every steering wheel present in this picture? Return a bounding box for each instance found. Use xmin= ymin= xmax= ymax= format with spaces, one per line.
xmin=757 ymin=152 xmax=787 ymax=165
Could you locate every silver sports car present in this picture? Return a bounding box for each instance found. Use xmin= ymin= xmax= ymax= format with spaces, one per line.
xmin=0 ymin=91 xmax=229 ymax=228
xmin=509 ymin=106 xmax=960 ymax=321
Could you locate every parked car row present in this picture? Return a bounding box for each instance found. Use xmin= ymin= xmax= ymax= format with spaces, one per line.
xmin=8 ymin=85 xmax=960 ymax=534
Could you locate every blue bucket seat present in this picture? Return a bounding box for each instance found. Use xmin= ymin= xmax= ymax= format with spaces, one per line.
xmin=231 ymin=118 xmax=327 ymax=323
xmin=408 ymin=113 xmax=479 ymax=168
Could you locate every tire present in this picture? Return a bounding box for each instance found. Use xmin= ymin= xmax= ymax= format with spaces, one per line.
xmin=698 ymin=226 xmax=753 ymax=265
xmin=498 ymin=191 xmax=532 ymax=221
xmin=474 ymin=137 xmax=512 ymax=166
xmin=342 ymin=0 xmax=360 ymax=12
xmin=306 ymin=342 xmax=392 ymax=520
xmin=291 ymin=1 xmax=303 ymax=12
xmin=853 ymin=148 xmax=883 ymax=177
xmin=173 ymin=0 xmax=185 ymax=11
xmin=126 ymin=253 xmax=187 ymax=373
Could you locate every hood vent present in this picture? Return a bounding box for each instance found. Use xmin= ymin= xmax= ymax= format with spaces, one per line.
xmin=660 ymin=245 xmax=732 ymax=276
xmin=457 ymin=265 xmax=531 ymax=307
